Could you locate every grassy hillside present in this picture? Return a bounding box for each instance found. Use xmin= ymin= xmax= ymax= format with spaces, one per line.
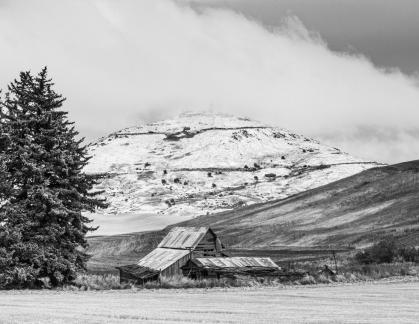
xmin=87 ymin=160 xmax=419 ymax=272
xmin=180 ymin=160 xmax=419 ymax=248
xmin=87 ymin=231 xmax=165 ymax=273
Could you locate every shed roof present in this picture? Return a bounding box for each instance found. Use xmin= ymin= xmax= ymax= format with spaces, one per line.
xmin=138 ymin=248 xmax=190 ymax=271
xmin=193 ymin=257 xmax=279 ymax=269
xmin=117 ymin=264 xmax=159 ymax=280
xmin=158 ymin=227 xmax=210 ymax=249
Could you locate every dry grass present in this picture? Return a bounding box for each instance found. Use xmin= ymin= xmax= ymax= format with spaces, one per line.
xmin=66 ymin=274 xmax=130 ymax=291
xmin=342 ymin=262 xmax=418 ymax=280
xmin=69 ymin=262 xmax=419 ymax=291
xmin=144 ymin=275 xmax=258 ymax=289
xmin=69 ymin=274 xmax=268 ymax=290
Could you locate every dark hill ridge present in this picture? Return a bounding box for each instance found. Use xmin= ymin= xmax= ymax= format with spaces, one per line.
xmin=87 ymin=160 xmax=419 ymax=272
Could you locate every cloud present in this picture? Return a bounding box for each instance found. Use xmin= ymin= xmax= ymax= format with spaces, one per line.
xmin=318 ymin=126 xmax=419 ymax=162
xmin=0 ymin=0 xmax=418 ymax=163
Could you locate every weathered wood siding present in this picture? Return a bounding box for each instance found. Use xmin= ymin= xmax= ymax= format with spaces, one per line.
xmin=193 ymin=230 xmax=222 ymax=257
xmin=161 ymin=253 xmax=191 ymax=277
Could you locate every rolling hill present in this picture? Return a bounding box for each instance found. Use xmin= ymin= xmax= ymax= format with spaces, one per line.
xmin=85 ymin=112 xmax=379 ymax=235
xmin=180 ymin=160 xmax=419 ymax=248
xmin=87 ymin=160 xmax=419 ymax=272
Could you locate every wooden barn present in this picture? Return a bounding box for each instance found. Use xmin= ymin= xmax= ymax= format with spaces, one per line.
xmin=157 ymin=226 xmax=225 ymax=257
xmin=181 ymin=257 xmax=281 ymax=279
xmin=117 ymin=226 xmax=225 ymax=284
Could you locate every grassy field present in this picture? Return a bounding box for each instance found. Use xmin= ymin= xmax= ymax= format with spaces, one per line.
xmin=0 ymin=279 xmax=418 ymax=323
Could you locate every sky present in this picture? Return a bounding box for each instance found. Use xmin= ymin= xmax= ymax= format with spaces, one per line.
xmin=0 ymin=0 xmax=419 ymax=163
xmin=190 ymin=0 xmax=419 ymax=75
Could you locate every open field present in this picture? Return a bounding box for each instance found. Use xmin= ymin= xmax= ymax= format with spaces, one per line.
xmin=1 ymin=279 xmax=418 ymax=323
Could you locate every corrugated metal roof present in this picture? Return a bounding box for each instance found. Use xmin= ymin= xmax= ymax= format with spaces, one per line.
xmin=138 ymin=248 xmax=190 ymax=271
xmin=194 ymin=257 xmax=279 ymax=269
xmin=158 ymin=227 xmax=210 ymax=249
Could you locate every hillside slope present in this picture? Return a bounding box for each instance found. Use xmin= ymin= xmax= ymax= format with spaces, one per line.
xmin=179 ymin=160 xmax=419 ymax=248
xmin=87 ymin=161 xmax=419 ymax=272
xmin=85 ymin=112 xmax=379 ymax=235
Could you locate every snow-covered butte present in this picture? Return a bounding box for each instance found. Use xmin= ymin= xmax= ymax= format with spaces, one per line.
xmin=85 ymin=112 xmax=382 ymax=235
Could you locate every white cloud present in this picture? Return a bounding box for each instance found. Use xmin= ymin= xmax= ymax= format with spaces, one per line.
xmin=0 ymin=0 xmax=418 ymax=163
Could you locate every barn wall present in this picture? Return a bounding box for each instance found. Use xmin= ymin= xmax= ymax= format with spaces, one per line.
xmin=194 ymin=231 xmax=220 ymax=256
xmin=161 ymin=254 xmax=191 ymax=277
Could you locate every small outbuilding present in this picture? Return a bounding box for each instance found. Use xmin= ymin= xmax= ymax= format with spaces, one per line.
xmin=181 ymin=257 xmax=281 ymax=279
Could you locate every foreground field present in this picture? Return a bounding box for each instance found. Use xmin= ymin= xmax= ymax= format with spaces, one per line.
xmin=1 ymin=279 xmax=418 ymax=323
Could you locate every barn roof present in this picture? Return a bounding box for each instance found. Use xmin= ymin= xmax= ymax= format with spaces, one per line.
xmin=192 ymin=257 xmax=279 ymax=269
xmin=137 ymin=248 xmax=190 ymax=271
xmin=158 ymin=227 xmax=211 ymax=249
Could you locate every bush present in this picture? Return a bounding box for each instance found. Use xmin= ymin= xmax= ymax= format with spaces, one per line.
xmin=355 ymin=239 xmax=397 ymax=264
xmin=399 ymin=247 xmax=419 ymax=262
xmin=355 ymin=239 xmax=419 ymax=265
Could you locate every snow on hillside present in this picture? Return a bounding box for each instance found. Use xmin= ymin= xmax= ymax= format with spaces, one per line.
xmin=85 ymin=112 xmax=382 ymax=235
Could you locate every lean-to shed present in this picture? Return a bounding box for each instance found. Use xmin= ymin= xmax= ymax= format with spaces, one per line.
xmin=181 ymin=257 xmax=281 ymax=279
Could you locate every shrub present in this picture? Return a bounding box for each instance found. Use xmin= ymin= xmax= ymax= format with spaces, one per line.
xmin=355 ymin=238 xmax=419 ymax=265
xmin=355 ymin=239 xmax=398 ymax=264
xmin=399 ymin=247 xmax=419 ymax=262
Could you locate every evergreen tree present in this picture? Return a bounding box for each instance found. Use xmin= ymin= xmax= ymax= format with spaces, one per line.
xmin=0 ymin=68 xmax=107 ymax=288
